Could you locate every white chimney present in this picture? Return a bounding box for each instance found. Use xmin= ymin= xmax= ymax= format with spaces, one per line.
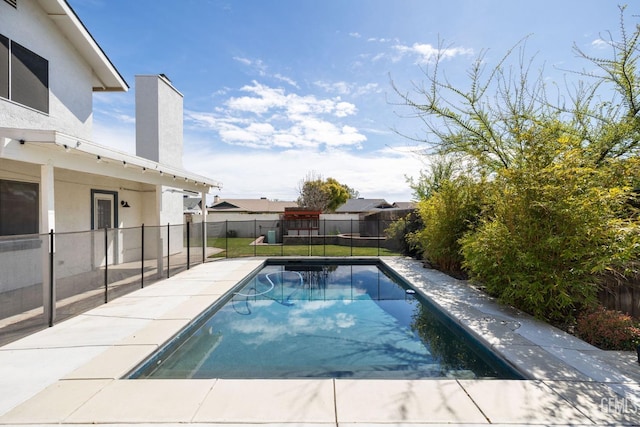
xmin=135 ymin=74 xmax=183 ymax=168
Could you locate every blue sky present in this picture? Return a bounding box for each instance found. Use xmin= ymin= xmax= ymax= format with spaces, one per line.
xmin=68 ymin=0 xmax=625 ymax=202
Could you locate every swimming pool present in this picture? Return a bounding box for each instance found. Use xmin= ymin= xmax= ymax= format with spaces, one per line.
xmin=129 ymin=260 xmax=522 ymax=380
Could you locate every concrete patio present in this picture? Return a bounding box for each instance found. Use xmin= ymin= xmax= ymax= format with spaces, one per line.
xmin=0 ymin=257 xmax=638 ymax=425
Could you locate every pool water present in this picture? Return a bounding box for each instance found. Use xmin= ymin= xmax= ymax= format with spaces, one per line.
xmin=131 ymin=262 xmax=521 ymax=379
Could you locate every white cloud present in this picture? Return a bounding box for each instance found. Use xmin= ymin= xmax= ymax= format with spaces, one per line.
xmin=182 ymin=143 xmax=425 ymax=202
xmin=591 ymin=38 xmax=609 ymax=50
xmin=367 ymin=37 xmax=395 ymax=43
xmin=186 ymin=81 xmax=365 ymax=150
xmin=393 ymin=43 xmax=473 ymax=64
xmin=232 ymin=56 xmax=252 ymax=66
xmin=274 ymin=73 xmax=299 ymax=88
xmin=313 ymin=80 xmax=381 ymax=96
xmin=232 ymin=56 xmax=267 ymax=75
xmin=349 ymin=32 xmax=362 ymax=38
xmin=314 ymin=80 xmax=351 ymax=95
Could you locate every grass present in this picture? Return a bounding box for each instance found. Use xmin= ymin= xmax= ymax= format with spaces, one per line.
xmin=207 ymin=237 xmax=401 ymax=258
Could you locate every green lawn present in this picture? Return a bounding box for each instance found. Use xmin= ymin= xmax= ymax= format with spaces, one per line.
xmin=207 ymin=237 xmax=401 ymax=258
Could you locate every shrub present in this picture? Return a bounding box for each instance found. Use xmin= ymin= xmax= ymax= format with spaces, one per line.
xmin=576 ymin=306 xmax=640 ymax=351
xmin=460 ymin=147 xmax=639 ymax=325
xmin=384 ymin=211 xmax=423 ymax=257
xmin=410 ymin=176 xmax=485 ymax=275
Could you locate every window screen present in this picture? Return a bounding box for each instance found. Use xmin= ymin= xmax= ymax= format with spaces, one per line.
xmin=0 ymin=34 xmax=8 ymax=99
xmin=0 ymin=180 xmax=39 ymax=236
xmin=10 ymin=40 xmax=48 ymax=113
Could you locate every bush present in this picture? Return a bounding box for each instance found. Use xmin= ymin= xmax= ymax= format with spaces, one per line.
xmin=410 ymin=176 xmax=485 ymax=276
xmin=576 ymin=306 xmax=640 ymax=351
xmin=460 ymin=147 xmax=639 ymax=325
xmin=384 ymin=211 xmax=423 ymax=257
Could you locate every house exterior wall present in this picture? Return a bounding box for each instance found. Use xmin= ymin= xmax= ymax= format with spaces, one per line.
xmin=0 ymin=158 xmax=154 ymax=290
xmin=0 ymin=1 xmax=94 ymax=139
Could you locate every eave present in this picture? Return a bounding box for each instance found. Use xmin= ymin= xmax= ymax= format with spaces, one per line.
xmin=0 ymin=128 xmax=222 ymax=193
xmin=37 ymin=0 xmax=128 ymax=92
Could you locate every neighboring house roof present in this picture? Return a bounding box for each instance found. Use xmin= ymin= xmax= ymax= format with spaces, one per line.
xmin=335 ymin=198 xmax=393 ymax=213
xmin=392 ymin=202 xmax=417 ymax=210
xmin=209 ymin=198 xmax=298 ymax=213
xmin=183 ymin=197 xmax=202 ymax=212
xmin=39 ymin=0 xmax=128 ymax=92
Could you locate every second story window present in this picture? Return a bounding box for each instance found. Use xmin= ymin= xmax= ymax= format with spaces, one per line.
xmin=0 ymin=33 xmax=49 ymax=114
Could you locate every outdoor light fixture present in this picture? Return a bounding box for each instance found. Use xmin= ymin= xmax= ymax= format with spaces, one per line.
xmin=96 ymin=155 xmax=102 ymax=163
xmin=121 ymin=200 xmax=131 ymax=208
xmin=142 ymin=167 xmax=146 ymax=173
xmin=63 ymin=144 xmax=70 ymax=152
xmin=123 ymin=161 xmax=127 ymax=168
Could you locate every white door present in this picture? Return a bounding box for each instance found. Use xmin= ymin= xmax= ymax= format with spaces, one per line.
xmin=92 ymin=193 xmax=115 ymax=267
xmin=94 ymin=194 xmax=114 ymax=230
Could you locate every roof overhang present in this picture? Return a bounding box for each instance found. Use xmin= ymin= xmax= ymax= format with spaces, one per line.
xmin=0 ymin=128 xmax=222 ymax=193
xmin=37 ymin=0 xmax=128 ymax=92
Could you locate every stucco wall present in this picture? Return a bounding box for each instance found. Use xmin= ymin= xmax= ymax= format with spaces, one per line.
xmin=0 ymin=1 xmax=94 ymax=139
xmin=135 ymin=75 xmax=183 ymax=168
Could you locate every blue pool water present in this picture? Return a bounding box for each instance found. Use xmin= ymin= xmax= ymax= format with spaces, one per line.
xmin=130 ymin=261 xmax=522 ymax=379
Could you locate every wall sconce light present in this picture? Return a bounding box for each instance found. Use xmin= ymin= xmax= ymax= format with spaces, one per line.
xmin=120 ymin=200 xmax=131 ymax=208
xmin=142 ymin=167 xmax=146 ymax=173
xmin=63 ymin=144 xmax=70 ymax=152
xmin=159 ymin=171 xmax=164 ymax=176
xmin=96 ymin=155 xmax=102 ymax=163
xmin=123 ymin=161 xmax=127 ymax=168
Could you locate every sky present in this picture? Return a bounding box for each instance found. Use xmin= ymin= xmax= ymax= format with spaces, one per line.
xmin=67 ymin=0 xmax=627 ymax=203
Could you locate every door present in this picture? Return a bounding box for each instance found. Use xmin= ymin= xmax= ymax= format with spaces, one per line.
xmin=94 ymin=194 xmax=114 ymax=230
xmin=91 ymin=190 xmax=117 ymax=268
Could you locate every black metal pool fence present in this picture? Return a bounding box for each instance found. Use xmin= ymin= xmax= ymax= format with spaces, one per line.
xmin=0 ymin=218 xmax=403 ymax=345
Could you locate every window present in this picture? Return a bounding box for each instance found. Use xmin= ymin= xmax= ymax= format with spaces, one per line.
xmin=0 ymin=33 xmax=49 ymax=113
xmin=0 ymin=35 xmax=8 ymax=99
xmin=0 ymin=180 xmax=39 ymax=236
xmin=90 ymin=190 xmax=118 ymax=230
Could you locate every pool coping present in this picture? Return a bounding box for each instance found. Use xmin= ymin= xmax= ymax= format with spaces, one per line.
xmin=0 ymin=256 xmax=638 ymax=425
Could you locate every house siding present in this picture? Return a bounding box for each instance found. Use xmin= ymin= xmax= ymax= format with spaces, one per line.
xmin=0 ymin=0 xmax=94 ymax=139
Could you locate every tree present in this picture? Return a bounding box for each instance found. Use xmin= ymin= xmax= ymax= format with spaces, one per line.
xmin=393 ymin=6 xmax=640 ymax=325
xmin=296 ymin=172 xmax=358 ymax=212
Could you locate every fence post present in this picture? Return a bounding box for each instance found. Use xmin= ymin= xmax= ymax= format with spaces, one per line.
xmin=141 ymin=224 xmax=144 ymax=288
xmin=187 ymin=221 xmax=191 ymax=270
xmin=167 ymin=223 xmax=170 ymax=278
xmin=350 ymin=219 xmax=353 ymax=256
xmin=323 ymin=219 xmax=326 ymax=256
xmin=48 ymin=229 xmax=54 ymax=327
xmin=202 ymin=219 xmax=206 ymax=264
xmin=104 ymin=227 xmax=108 ymax=303
xmin=377 ymin=217 xmax=380 ymax=256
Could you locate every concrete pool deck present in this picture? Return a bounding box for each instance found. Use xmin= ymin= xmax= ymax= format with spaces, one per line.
xmin=0 ymin=256 xmax=638 ymax=426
